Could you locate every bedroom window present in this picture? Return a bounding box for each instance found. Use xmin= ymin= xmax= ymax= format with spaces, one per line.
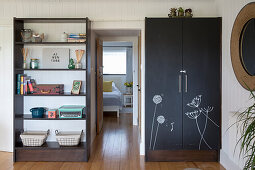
xmin=103 ymin=49 xmax=127 ymax=75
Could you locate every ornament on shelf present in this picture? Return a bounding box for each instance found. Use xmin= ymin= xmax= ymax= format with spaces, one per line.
xmin=75 ymin=49 xmax=85 ymax=69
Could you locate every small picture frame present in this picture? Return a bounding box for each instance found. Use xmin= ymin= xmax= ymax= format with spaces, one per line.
xmin=71 ymin=80 xmax=82 ymax=94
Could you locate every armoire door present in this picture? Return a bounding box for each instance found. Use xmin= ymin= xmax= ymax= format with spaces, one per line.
xmin=182 ymin=18 xmax=221 ymax=150
xmin=145 ymin=18 xmax=183 ymax=156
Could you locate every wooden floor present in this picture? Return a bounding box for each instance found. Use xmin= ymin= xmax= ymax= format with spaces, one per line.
xmin=0 ymin=114 xmax=225 ymax=170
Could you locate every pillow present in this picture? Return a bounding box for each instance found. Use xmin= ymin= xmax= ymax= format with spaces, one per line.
xmin=103 ymin=81 xmax=113 ymax=92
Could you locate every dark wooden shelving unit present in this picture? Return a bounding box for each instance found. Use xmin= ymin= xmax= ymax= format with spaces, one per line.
xmin=15 ymin=142 xmax=87 ymax=150
xmin=13 ymin=17 xmax=91 ymax=162
xmin=16 ymin=68 xmax=86 ymax=71
xmin=16 ymin=114 xmax=86 ymax=120
xmin=15 ymin=142 xmax=87 ymax=162
xmin=15 ymin=92 xmax=86 ymax=96
xmin=15 ymin=42 xmax=86 ymax=45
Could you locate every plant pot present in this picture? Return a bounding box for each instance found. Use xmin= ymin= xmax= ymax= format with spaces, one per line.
xmin=126 ymin=87 xmax=132 ymax=94
xmin=30 ymin=107 xmax=46 ymax=118
xmin=185 ymin=12 xmax=193 ymax=17
xmin=168 ymin=11 xmax=176 ymax=18
xmin=178 ymin=11 xmax=184 ymax=17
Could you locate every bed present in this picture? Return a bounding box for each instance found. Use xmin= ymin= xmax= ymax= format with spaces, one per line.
xmin=103 ymin=82 xmax=122 ymax=117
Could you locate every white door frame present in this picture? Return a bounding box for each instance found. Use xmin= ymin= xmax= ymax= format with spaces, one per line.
xmin=100 ymin=36 xmax=139 ymax=125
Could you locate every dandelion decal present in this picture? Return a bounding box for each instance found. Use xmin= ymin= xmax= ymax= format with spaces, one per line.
xmin=149 ymin=95 xmax=163 ymax=149
xmin=157 ymin=115 xmax=165 ymax=124
xmin=149 ymin=94 xmax=175 ymax=150
xmin=170 ymin=122 xmax=174 ymax=132
xmin=152 ymin=115 xmax=165 ymax=150
xmin=185 ymin=95 xmax=219 ymax=150
xmin=153 ymin=95 xmax=162 ymax=104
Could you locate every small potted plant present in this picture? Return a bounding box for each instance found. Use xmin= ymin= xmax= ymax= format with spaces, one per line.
xmin=185 ymin=8 xmax=193 ymax=17
xmin=168 ymin=8 xmax=177 ymax=18
xmin=124 ymin=82 xmax=133 ymax=94
xmin=178 ymin=7 xmax=184 ymax=17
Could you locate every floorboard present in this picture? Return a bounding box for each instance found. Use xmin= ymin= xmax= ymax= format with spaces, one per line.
xmin=1 ymin=114 xmax=225 ymax=170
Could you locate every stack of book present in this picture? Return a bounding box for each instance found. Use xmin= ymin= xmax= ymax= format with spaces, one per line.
xmin=17 ymin=74 xmax=35 ymax=95
xmin=67 ymin=33 xmax=86 ymax=43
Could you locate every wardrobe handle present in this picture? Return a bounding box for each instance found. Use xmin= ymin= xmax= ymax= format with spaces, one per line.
xmin=185 ymin=75 xmax=188 ymax=93
xmin=179 ymin=75 xmax=182 ymax=93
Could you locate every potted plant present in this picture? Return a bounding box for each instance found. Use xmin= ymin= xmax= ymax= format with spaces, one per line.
xmin=178 ymin=7 xmax=184 ymax=17
xmin=168 ymin=8 xmax=177 ymax=18
xmin=124 ymin=82 xmax=133 ymax=94
xmin=231 ymin=87 xmax=255 ymax=170
xmin=185 ymin=8 xmax=193 ymax=17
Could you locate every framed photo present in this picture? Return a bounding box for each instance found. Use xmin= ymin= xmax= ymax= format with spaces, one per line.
xmin=42 ymin=48 xmax=70 ymax=69
xmin=71 ymin=80 xmax=82 ymax=94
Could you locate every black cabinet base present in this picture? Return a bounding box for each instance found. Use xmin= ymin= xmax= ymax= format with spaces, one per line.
xmin=146 ymin=150 xmax=218 ymax=162
xmin=15 ymin=149 xmax=88 ymax=162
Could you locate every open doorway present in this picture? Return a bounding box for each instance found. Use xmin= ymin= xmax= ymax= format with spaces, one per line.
xmin=95 ymin=30 xmax=141 ymax=134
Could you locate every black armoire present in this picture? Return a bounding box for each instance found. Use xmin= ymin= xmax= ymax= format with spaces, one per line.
xmin=145 ymin=18 xmax=221 ymax=162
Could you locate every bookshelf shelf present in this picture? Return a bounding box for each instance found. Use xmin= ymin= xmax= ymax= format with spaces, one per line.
xmin=15 ymin=92 xmax=86 ymax=96
xmin=16 ymin=114 xmax=86 ymax=120
xmin=14 ymin=142 xmax=88 ymax=161
xmin=16 ymin=69 xmax=86 ymax=71
xmin=13 ymin=17 xmax=91 ymax=162
xmin=16 ymin=42 xmax=86 ymax=45
xmin=15 ymin=142 xmax=87 ymax=150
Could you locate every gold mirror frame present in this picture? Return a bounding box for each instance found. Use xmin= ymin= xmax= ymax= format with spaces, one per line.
xmin=231 ymin=2 xmax=255 ymax=90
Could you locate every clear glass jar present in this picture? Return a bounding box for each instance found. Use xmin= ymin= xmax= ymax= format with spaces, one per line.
xmin=21 ymin=29 xmax=32 ymax=42
xmin=75 ymin=63 xmax=82 ymax=69
xmin=30 ymin=59 xmax=39 ymax=69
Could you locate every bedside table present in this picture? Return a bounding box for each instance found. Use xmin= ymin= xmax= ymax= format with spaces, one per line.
xmin=123 ymin=94 xmax=133 ymax=107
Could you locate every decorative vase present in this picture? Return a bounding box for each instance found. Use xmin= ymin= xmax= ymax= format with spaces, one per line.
xmin=23 ymin=62 xmax=27 ymax=69
xmin=75 ymin=62 xmax=82 ymax=69
xmin=68 ymin=58 xmax=75 ymax=69
xmin=126 ymin=87 xmax=132 ymax=94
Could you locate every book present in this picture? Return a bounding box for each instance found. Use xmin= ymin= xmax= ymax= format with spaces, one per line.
xmin=24 ymin=76 xmax=29 ymax=94
xmin=17 ymin=74 xmax=21 ymax=94
xmin=20 ymin=75 xmax=24 ymax=95
xmin=27 ymin=79 xmax=34 ymax=94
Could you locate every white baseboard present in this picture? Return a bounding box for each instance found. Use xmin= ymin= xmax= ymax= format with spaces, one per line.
xmin=140 ymin=142 xmax=145 ymax=155
xmin=220 ymin=150 xmax=241 ymax=170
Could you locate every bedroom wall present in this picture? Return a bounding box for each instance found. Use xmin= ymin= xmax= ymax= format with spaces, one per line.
xmin=0 ymin=0 xmax=220 ymax=156
xmin=103 ymin=75 xmax=126 ymax=94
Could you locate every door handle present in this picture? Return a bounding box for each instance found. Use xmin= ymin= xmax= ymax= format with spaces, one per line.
xmin=185 ymin=74 xmax=188 ymax=93
xmin=179 ymin=75 xmax=182 ymax=93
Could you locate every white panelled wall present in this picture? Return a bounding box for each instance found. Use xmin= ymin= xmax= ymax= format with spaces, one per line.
xmin=0 ymin=18 xmax=13 ymax=152
xmin=0 ymin=0 xmax=253 ymax=169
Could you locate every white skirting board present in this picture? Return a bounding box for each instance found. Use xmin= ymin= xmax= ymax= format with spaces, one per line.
xmin=220 ymin=150 xmax=241 ymax=170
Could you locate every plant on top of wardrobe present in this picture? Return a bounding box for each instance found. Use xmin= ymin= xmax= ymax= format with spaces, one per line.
xmin=177 ymin=7 xmax=184 ymax=17
xmin=231 ymin=86 xmax=255 ymax=170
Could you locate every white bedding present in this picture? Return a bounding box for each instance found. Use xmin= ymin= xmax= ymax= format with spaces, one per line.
xmin=103 ymin=83 xmax=122 ymax=107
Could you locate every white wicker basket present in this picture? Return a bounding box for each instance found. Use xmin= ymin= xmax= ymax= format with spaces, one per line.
xmin=20 ymin=130 xmax=49 ymax=147
xmin=55 ymin=130 xmax=82 ymax=146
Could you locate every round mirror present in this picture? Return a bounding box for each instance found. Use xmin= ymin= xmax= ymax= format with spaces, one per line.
xmin=231 ymin=2 xmax=255 ymax=90
xmin=241 ymin=19 xmax=255 ymax=76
